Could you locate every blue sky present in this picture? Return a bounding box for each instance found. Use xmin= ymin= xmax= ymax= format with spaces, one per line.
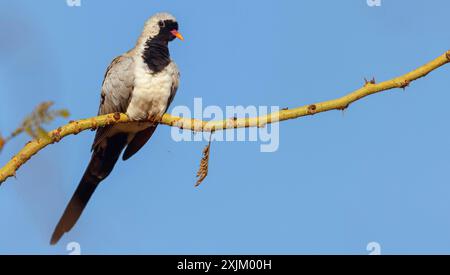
xmin=1 ymin=0 xmax=450 ymax=254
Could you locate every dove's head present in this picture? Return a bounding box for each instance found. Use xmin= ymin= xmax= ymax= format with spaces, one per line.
xmin=139 ymin=13 xmax=183 ymax=45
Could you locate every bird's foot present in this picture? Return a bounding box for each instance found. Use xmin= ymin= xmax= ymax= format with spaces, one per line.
xmin=147 ymin=114 xmax=162 ymax=125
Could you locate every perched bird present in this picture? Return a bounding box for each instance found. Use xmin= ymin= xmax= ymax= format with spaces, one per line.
xmin=50 ymin=13 xmax=183 ymax=245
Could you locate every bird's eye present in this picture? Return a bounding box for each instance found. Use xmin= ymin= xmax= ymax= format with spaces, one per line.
xmin=158 ymin=21 xmax=165 ymax=28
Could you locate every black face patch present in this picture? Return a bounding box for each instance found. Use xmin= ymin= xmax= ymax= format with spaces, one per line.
xmin=142 ymin=19 xmax=179 ymax=73
xmin=159 ymin=20 xmax=179 ymax=41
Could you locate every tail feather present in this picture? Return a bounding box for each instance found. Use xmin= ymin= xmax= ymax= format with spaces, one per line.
xmin=50 ymin=133 xmax=128 ymax=245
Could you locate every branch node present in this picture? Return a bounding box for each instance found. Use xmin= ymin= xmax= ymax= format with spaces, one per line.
xmin=18 ymin=153 xmax=27 ymax=162
xmin=399 ymin=79 xmax=410 ymax=90
xmin=307 ymin=104 xmax=317 ymax=115
xmin=51 ymin=127 xmax=62 ymax=142
xmin=74 ymin=122 xmax=82 ymax=135
xmin=90 ymin=119 xmax=99 ymax=131
xmin=364 ymin=77 xmax=376 ymax=86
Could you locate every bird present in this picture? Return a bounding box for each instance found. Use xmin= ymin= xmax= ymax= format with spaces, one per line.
xmin=50 ymin=13 xmax=183 ymax=245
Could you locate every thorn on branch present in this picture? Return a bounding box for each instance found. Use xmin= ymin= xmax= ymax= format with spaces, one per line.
xmin=257 ymin=121 xmax=267 ymax=128
xmin=364 ymin=77 xmax=376 ymax=86
xmin=231 ymin=116 xmax=238 ymax=128
xmin=337 ymin=104 xmax=349 ymax=111
xmin=281 ymin=107 xmax=289 ymax=111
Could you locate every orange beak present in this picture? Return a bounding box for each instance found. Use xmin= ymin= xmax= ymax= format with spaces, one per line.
xmin=170 ymin=30 xmax=184 ymax=41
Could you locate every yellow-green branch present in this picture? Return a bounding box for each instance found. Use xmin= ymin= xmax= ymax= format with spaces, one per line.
xmin=1 ymin=51 xmax=449 ymax=184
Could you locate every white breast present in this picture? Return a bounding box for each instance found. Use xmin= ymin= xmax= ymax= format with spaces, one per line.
xmin=126 ymin=58 xmax=177 ymax=122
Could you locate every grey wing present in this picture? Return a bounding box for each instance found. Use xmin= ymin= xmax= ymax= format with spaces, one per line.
xmin=167 ymin=67 xmax=180 ymax=109
xmin=92 ymin=55 xmax=134 ymax=150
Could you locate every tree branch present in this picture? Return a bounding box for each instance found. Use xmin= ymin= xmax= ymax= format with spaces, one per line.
xmin=1 ymin=51 xmax=449 ymax=184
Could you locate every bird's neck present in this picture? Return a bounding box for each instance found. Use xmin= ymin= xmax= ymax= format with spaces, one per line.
xmin=141 ymin=38 xmax=170 ymax=73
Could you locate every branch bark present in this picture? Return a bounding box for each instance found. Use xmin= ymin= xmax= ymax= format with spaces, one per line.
xmin=1 ymin=51 xmax=449 ymax=184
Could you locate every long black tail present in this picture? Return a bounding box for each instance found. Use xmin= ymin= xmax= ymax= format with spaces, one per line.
xmin=50 ymin=133 xmax=128 ymax=245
